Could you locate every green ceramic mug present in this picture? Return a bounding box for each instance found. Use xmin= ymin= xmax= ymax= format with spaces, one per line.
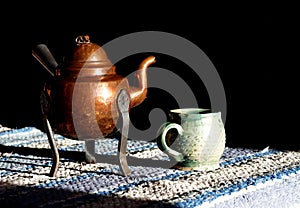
xmin=156 ymin=108 xmax=226 ymax=171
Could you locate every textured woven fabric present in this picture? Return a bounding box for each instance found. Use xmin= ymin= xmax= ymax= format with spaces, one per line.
xmin=0 ymin=124 xmax=10 ymax=132
xmin=0 ymin=126 xmax=300 ymax=207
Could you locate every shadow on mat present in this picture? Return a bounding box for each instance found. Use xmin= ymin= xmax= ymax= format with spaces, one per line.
xmin=0 ymin=145 xmax=175 ymax=207
xmin=0 ymin=144 xmax=174 ymax=169
xmin=0 ymin=181 xmax=171 ymax=208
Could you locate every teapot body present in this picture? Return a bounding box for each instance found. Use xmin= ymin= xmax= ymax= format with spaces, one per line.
xmin=44 ymin=73 xmax=130 ymax=140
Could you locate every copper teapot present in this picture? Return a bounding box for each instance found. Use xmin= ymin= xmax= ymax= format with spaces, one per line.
xmin=32 ymin=35 xmax=156 ymax=176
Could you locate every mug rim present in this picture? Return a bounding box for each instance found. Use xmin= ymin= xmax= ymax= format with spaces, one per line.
xmin=170 ymin=108 xmax=220 ymax=116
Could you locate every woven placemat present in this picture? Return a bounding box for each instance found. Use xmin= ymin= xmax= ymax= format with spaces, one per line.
xmin=0 ymin=126 xmax=300 ymax=207
xmin=0 ymin=124 xmax=10 ymax=132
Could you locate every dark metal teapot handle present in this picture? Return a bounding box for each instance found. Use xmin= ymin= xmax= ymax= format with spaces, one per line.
xmin=32 ymin=44 xmax=58 ymax=77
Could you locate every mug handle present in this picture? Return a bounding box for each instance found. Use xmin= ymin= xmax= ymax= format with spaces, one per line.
xmin=156 ymin=122 xmax=184 ymax=162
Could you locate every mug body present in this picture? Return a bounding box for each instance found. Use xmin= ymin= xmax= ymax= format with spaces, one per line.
xmin=160 ymin=108 xmax=226 ymax=171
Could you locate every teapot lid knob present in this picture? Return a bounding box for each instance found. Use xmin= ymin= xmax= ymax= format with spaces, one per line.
xmin=75 ymin=35 xmax=91 ymax=45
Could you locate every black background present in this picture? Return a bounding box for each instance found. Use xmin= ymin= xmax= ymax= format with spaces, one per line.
xmin=0 ymin=5 xmax=298 ymax=150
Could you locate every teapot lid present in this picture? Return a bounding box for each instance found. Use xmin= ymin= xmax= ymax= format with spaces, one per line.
xmin=63 ymin=35 xmax=115 ymax=76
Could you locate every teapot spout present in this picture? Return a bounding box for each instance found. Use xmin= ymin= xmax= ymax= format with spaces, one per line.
xmin=129 ymin=55 xmax=156 ymax=108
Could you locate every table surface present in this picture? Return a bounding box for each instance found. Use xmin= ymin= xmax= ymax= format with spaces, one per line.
xmin=0 ymin=124 xmax=300 ymax=208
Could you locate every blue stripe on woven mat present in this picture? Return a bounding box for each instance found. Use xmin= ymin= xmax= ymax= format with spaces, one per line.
xmin=0 ymin=154 xmax=53 ymax=178
xmin=0 ymin=126 xmax=35 ymax=136
xmin=0 ymin=126 xmax=65 ymax=147
xmin=219 ymin=148 xmax=278 ymax=167
xmin=173 ymin=165 xmax=300 ymax=208
xmin=0 ymin=126 xmax=158 ymax=155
